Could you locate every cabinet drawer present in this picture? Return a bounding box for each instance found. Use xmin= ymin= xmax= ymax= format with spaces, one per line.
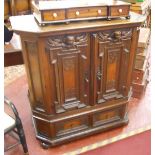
xmin=67 ymin=7 xmax=107 ymax=19
xmin=93 ymin=108 xmax=123 ymax=127
xmin=42 ymin=10 xmax=65 ymax=21
xmin=110 ymin=6 xmax=130 ymax=17
xmin=55 ymin=116 xmax=89 ymax=137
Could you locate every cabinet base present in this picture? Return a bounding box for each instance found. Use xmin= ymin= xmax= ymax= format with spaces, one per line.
xmin=36 ymin=116 xmax=129 ymax=148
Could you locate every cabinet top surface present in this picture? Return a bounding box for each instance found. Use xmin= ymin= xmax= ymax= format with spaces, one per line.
xmin=33 ymin=0 xmax=130 ymax=10
xmin=10 ymin=12 xmax=144 ymax=36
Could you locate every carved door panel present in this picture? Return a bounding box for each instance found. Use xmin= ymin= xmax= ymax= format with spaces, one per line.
xmin=91 ymin=29 xmax=132 ymax=104
xmin=46 ymin=33 xmax=90 ymax=113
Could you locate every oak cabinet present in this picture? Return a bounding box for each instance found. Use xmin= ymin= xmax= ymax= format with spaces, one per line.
xmin=10 ymin=13 xmax=143 ymax=147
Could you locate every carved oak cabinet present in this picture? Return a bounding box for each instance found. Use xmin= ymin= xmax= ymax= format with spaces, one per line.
xmin=10 ymin=13 xmax=144 ymax=147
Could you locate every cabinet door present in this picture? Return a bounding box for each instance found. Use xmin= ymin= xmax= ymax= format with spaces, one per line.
xmin=91 ymin=29 xmax=132 ymax=104
xmin=46 ymin=33 xmax=90 ymax=113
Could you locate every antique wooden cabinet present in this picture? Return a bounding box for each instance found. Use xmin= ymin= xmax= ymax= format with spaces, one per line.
xmin=10 ymin=12 xmax=144 ymax=147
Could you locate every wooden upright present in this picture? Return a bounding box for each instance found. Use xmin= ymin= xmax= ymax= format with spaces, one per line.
xmin=10 ymin=9 xmax=144 ymax=147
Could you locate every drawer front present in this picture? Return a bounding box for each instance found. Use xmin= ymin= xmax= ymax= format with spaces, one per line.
xmin=110 ymin=6 xmax=130 ymax=17
xmin=93 ymin=108 xmax=123 ymax=127
xmin=67 ymin=7 xmax=107 ymax=19
xmin=35 ymin=119 xmax=52 ymax=138
xmin=55 ymin=116 xmax=89 ymax=137
xmin=42 ymin=10 xmax=65 ymax=21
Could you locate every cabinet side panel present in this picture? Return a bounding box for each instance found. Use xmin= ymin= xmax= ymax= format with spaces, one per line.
xmin=24 ymin=41 xmax=45 ymax=111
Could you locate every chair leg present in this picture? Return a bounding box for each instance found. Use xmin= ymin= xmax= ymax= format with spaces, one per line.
xmin=16 ymin=119 xmax=28 ymax=153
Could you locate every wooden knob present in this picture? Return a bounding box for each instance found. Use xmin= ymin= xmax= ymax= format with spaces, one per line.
xmin=76 ymin=11 xmax=80 ymax=16
xmin=53 ymin=13 xmax=57 ymax=18
xmin=98 ymin=9 xmax=102 ymax=14
xmin=118 ymin=9 xmax=123 ymax=13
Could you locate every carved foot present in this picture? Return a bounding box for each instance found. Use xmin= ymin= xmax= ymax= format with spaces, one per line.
xmin=41 ymin=142 xmax=50 ymax=149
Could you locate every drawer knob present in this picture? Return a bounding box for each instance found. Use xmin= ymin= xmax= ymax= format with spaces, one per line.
xmin=98 ymin=9 xmax=102 ymax=14
xmin=136 ymin=77 xmax=139 ymax=80
xmin=53 ymin=13 xmax=57 ymax=18
xmin=118 ymin=9 xmax=123 ymax=13
xmin=76 ymin=11 xmax=80 ymax=16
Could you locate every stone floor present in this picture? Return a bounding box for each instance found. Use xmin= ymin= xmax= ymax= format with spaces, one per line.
xmin=4 ymin=65 xmax=26 ymax=86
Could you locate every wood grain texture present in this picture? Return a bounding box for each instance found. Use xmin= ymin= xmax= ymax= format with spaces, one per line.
xmin=10 ymin=12 xmax=143 ymax=147
xmin=43 ymin=10 xmax=65 ymax=21
xmin=66 ymin=7 xmax=107 ymax=19
xmin=110 ymin=6 xmax=130 ymax=17
xmin=10 ymin=12 xmax=144 ymax=36
xmin=32 ymin=0 xmax=131 ymax=24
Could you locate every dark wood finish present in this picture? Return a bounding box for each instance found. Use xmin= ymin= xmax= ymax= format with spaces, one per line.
xmin=66 ymin=7 xmax=107 ymax=19
xmin=4 ymin=51 xmax=23 ymax=67
xmin=32 ymin=0 xmax=130 ymax=24
xmin=4 ymin=34 xmax=24 ymax=67
xmin=10 ymin=12 xmax=144 ymax=147
xmin=109 ymin=5 xmax=130 ymax=18
xmin=42 ymin=9 xmax=65 ymax=21
xmin=90 ymin=29 xmax=132 ymax=105
xmin=45 ymin=33 xmax=90 ymax=113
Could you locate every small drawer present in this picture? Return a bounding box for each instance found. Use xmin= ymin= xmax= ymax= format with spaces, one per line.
xmin=55 ymin=116 xmax=89 ymax=137
xmin=42 ymin=10 xmax=65 ymax=21
xmin=67 ymin=7 xmax=107 ymax=19
xmin=93 ymin=108 xmax=122 ymax=127
xmin=110 ymin=6 xmax=130 ymax=17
